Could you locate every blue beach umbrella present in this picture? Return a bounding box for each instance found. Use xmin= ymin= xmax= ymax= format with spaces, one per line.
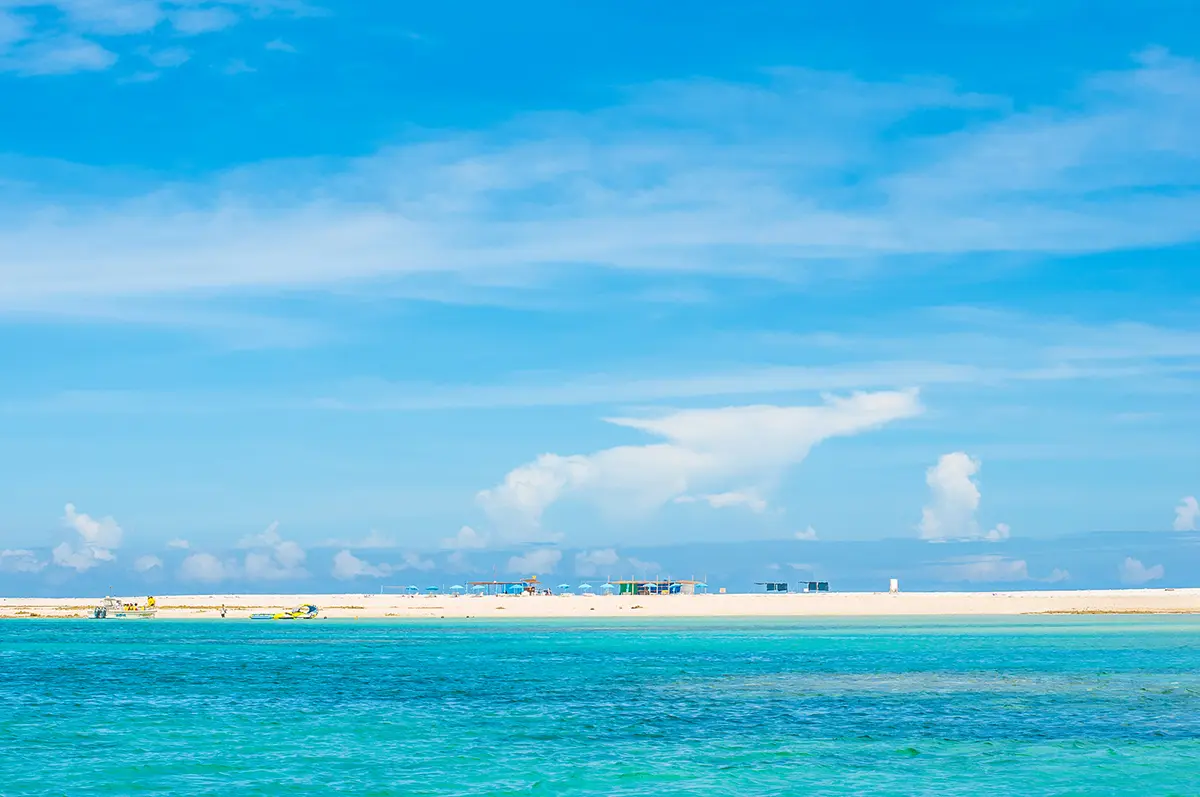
xmin=601 ymin=583 xmax=615 ymax=592
xmin=471 ymin=585 xmax=486 ymax=592
xmin=426 ymin=586 xmax=439 ymax=593
xmin=405 ymin=585 xmax=419 ymax=593
xmin=557 ymin=583 xmax=571 ymax=590
xmin=450 ymin=585 xmax=464 ymax=592
xmin=506 ymin=584 xmax=524 ymax=594
xmin=577 ymin=583 xmax=593 ymax=591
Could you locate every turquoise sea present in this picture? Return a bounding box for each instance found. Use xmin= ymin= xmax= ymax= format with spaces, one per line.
xmin=2 ymin=617 xmax=1199 ymax=796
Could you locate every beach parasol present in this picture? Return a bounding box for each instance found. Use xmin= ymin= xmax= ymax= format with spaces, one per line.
xmin=450 ymin=585 xmax=464 ymax=591
xmin=601 ymin=583 xmax=615 ymax=592
xmin=471 ymin=585 xmax=487 ymax=592
xmin=577 ymin=583 xmax=593 ymax=591
xmin=557 ymin=583 xmax=571 ymax=590
xmin=405 ymin=585 xmax=419 ymax=593
xmin=506 ymin=584 xmax=524 ymax=594
xmin=426 ymin=586 xmax=439 ymax=593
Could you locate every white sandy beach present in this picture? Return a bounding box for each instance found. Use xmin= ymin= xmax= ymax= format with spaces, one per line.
xmin=2 ymin=588 xmax=1198 ymax=619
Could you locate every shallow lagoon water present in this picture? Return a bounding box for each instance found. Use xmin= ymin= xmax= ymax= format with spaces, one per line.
xmin=2 ymin=616 xmax=1198 ymax=795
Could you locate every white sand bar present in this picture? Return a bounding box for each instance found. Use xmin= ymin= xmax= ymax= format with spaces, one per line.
xmin=2 ymin=589 xmax=1199 ymax=619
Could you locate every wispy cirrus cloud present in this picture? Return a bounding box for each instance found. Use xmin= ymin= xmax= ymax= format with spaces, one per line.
xmin=2 ymin=50 xmax=1199 ymax=303
xmin=0 ymin=1 xmax=310 ymax=76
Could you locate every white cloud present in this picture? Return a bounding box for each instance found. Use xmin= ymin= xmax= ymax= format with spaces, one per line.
xmin=1119 ymin=557 xmax=1164 ymax=585
xmin=178 ymin=552 xmax=228 ymax=582
xmin=238 ymin=521 xmax=308 ymax=580
xmin=626 ymin=556 xmax=660 ymax=575
xmin=1045 ymin=568 xmax=1070 ymax=584
xmin=4 ymin=53 xmax=1200 ymax=302
xmin=397 ymin=551 xmax=435 ymax=572
xmin=2 ymin=34 xmax=116 ymax=76
xmin=49 ymin=0 xmax=164 ymax=35
xmin=697 ymin=490 xmax=768 ymax=513
xmin=222 ymin=57 xmax=254 ymax=75
xmin=935 ymin=555 xmax=1030 ymax=583
xmin=0 ymin=549 xmax=46 ymax=573
xmin=52 ymin=503 xmax=123 ymax=572
xmin=507 ymin=548 xmax=562 ymax=575
xmin=142 ymin=45 xmax=189 ymax=68
xmin=324 ymin=529 xmax=399 ymax=549
xmin=919 ymin=453 xmax=1011 ymax=542
xmin=168 ymin=6 xmax=238 ymax=35
xmin=984 ymin=523 xmax=1011 ymax=542
xmin=440 ymin=525 xmax=487 ymax=550
xmin=265 ymin=38 xmax=296 ymax=53
xmin=0 ymin=1 xmax=302 ymax=77
xmin=794 ymin=526 xmax=818 ymax=541
xmin=331 ymin=550 xmax=390 ymax=580
xmin=133 ymin=554 xmax=162 ymax=572
xmin=1174 ymin=496 xmax=1199 ymax=531
xmin=574 ymin=548 xmax=620 ymax=576
xmin=480 ymin=390 xmax=920 ymax=536
xmin=167 ymin=538 xmax=190 ymax=549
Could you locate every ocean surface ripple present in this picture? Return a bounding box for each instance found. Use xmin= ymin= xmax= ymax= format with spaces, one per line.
xmin=2 ymin=616 xmax=1199 ymax=795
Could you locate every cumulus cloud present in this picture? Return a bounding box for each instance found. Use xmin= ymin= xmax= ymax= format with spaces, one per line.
xmin=480 ymin=390 xmax=920 ymax=537
xmin=984 ymin=523 xmax=1011 ymax=542
xmin=680 ymin=490 xmax=768 ymax=513
xmin=134 ymin=554 xmax=162 ymax=573
xmin=53 ymin=503 xmax=122 ymax=572
xmin=626 ymin=556 xmax=661 ymax=575
xmin=331 ymin=550 xmax=390 ymax=580
xmin=0 ymin=549 xmax=46 ymax=573
xmin=397 ymin=551 xmax=435 ymax=572
xmin=507 ymin=548 xmax=562 ymax=575
xmin=1119 ymin=557 xmax=1164 ymax=585
xmin=795 ymin=526 xmax=819 ymax=541
xmin=440 ymin=525 xmax=487 ymax=550
xmin=1174 ymin=496 xmax=1199 ymax=531
xmin=934 ymin=555 xmax=1031 ymax=583
xmin=178 ymin=552 xmax=228 ymax=583
xmin=323 ymin=529 xmax=398 ymax=550
xmin=1045 ymin=568 xmax=1070 ymax=584
xmin=574 ymin=548 xmax=620 ymax=576
xmin=238 ymin=521 xmax=308 ymax=580
xmin=919 ymin=453 xmax=1010 ymax=542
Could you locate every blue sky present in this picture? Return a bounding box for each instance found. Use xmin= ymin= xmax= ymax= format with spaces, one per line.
xmin=1 ymin=0 xmax=1198 ymax=594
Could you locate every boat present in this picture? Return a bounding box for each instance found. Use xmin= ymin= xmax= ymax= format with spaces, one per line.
xmin=250 ymin=604 xmax=319 ymax=620
xmin=93 ymin=596 xmax=157 ymax=619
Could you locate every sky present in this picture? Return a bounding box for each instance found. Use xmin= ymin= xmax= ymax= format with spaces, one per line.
xmin=1 ymin=0 xmax=1198 ymax=595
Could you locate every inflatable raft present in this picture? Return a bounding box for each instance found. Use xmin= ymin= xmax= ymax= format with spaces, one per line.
xmin=250 ymin=604 xmax=319 ymax=620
